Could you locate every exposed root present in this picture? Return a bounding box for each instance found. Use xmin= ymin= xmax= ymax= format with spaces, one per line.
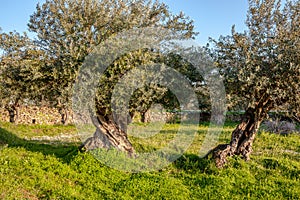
xmin=212 ymin=144 xmax=231 ymax=168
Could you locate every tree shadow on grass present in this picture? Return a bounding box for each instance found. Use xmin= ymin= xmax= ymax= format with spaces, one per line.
xmin=173 ymin=153 xmax=216 ymax=174
xmin=0 ymin=127 xmax=80 ymax=163
xmin=0 ymin=126 xmax=217 ymax=173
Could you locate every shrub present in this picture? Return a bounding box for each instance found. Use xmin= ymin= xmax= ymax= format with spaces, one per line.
xmin=262 ymin=119 xmax=297 ymax=135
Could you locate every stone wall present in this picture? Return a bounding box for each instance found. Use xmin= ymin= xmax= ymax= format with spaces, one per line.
xmin=142 ymin=104 xmax=177 ymax=123
xmin=0 ymin=106 xmax=74 ymax=125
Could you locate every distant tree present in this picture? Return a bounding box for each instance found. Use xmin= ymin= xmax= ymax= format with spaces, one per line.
xmin=209 ymin=0 xmax=299 ymax=167
xmin=132 ymin=52 xmax=206 ymax=123
xmin=0 ymin=31 xmax=48 ymax=122
xmin=28 ymin=0 xmax=197 ymax=153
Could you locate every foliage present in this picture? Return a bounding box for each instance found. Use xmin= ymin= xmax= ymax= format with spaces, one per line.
xmin=0 ymin=122 xmax=300 ymax=199
xmin=93 ymin=48 xmax=208 ymax=118
xmin=210 ymin=0 xmax=300 ymax=114
xmin=0 ymin=31 xmax=49 ymax=110
xmin=28 ymin=0 xmax=197 ymax=114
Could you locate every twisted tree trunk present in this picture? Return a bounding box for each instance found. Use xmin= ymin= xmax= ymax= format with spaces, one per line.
xmin=213 ymin=106 xmax=268 ymax=168
xmin=81 ymin=114 xmax=134 ymax=155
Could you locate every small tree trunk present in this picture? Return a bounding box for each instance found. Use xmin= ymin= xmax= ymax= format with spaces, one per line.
xmin=59 ymin=108 xmax=68 ymax=124
xmin=7 ymin=106 xmax=18 ymax=123
xmin=213 ymin=107 xmax=266 ymax=168
xmin=81 ymin=114 xmax=134 ymax=155
xmin=140 ymin=111 xmax=147 ymax=123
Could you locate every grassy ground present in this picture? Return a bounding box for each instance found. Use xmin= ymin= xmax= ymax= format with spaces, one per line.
xmin=0 ymin=121 xmax=299 ymax=199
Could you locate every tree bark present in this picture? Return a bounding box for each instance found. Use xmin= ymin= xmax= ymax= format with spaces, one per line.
xmin=140 ymin=111 xmax=147 ymax=123
xmin=212 ymin=107 xmax=267 ymax=168
xmin=6 ymin=105 xmax=18 ymax=123
xmin=81 ymin=114 xmax=134 ymax=155
xmin=58 ymin=108 xmax=68 ymax=125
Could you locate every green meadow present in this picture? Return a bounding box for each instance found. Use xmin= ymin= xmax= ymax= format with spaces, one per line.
xmin=0 ymin=121 xmax=299 ymax=199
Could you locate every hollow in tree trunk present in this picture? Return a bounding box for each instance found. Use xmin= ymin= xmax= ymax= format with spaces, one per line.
xmin=81 ymin=114 xmax=134 ymax=155
xmin=212 ymin=107 xmax=268 ymax=168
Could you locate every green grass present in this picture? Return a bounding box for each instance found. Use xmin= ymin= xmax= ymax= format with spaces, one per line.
xmin=0 ymin=121 xmax=77 ymax=138
xmin=0 ymin=121 xmax=299 ymax=199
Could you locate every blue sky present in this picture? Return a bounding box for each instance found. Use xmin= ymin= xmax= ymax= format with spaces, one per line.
xmin=0 ymin=0 xmax=248 ymax=46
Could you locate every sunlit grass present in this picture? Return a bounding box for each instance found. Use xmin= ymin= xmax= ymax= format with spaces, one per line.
xmin=0 ymin=121 xmax=299 ymax=199
xmin=0 ymin=121 xmax=77 ymax=138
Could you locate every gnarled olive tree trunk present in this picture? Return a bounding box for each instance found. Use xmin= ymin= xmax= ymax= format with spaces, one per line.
xmin=81 ymin=114 xmax=134 ymax=155
xmin=212 ymin=106 xmax=269 ymax=168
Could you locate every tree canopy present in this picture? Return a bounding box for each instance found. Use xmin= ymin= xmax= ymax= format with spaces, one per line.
xmin=27 ymin=0 xmax=198 ymax=114
xmin=212 ymin=0 xmax=299 ymax=114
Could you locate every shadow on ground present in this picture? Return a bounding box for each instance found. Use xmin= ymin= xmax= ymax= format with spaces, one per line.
xmin=0 ymin=127 xmax=79 ymax=163
xmin=0 ymin=126 xmax=216 ymax=173
xmin=173 ymin=153 xmax=214 ymax=174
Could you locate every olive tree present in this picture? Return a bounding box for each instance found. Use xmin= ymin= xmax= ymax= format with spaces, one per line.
xmin=28 ymin=0 xmax=197 ymax=153
xmin=0 ymin=31 xmax=48 ymax=122
xmin=210 ymin=0 xmax=299 ymax=167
